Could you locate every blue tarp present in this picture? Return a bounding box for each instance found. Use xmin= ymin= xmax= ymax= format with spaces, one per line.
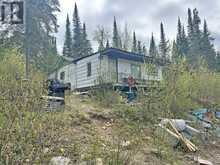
xmin=192 ymin=108 xmax=208 ymax=121
xmin=192 ymin=109 xmax=220 ymax=137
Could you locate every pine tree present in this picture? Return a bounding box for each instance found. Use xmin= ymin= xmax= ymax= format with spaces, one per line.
xmin=159 ymin=23 xmax=169 ymax=59
xmin=112 ymin=16 xmax=120 ymax=48
xmin=149 ymin=33 xmax=157 ymax=57
xmin=181 ymin=26 xmax=189 ymax=55
xmin=187 ymin=8 xmax=193 ymax=40
xmin=171 ymin=40 xmax=180 ymax=63
xmin=176 ymin=18 xmax=188 ymax=56
xmin=187 ymin=8 xmax=202 ymax=67
xmin=137 ymin=41 xmax=142 ymax=54
xmin=176 ymin=17 xmax=182 ymax=49
xmin=176 ymin=18 xmax=183 ymax=56
xmin=132 ymin=31 xmax=137 ymax=53
xmin=82 ymin=23 xmax=93 ymax=56
xmin=201 ymin=20 xmax=216 ymax=69
xmin=4 ymin=0 xmax=60 ymax=60
xmin=63 ymin=14 xmax=72 ymax=57
xmin=193 ymin=9 xmax=201 ymax=35
xmin=72 ymin=3 xmax=84 ymax=58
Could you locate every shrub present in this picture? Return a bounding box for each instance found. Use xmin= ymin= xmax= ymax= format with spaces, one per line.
xmin=90 ymin=86 xmax=122 ymax=108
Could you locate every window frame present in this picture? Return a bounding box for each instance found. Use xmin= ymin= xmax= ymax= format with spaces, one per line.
xmin=131 ymin=64 xmax=141 ymax=79
xmin=87 ymin=62 xmax=92 ymax=77
xmin=60 ymin=71 xmax=65 ymax=80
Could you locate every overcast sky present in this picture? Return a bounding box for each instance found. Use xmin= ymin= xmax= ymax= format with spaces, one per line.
xmin=56 ymin=0 xmax=220 ymax=54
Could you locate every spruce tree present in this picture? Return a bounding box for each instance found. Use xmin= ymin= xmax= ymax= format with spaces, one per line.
xmin=176 ymin=17 xmax=182 ymax=49
xmin=159 ymin=23 xmax=169 ymax=59
xmin=193 ymin=9 xmax=201 ymax=35
xmin=201 ymin=20 xmax=216 ymax=69
xmin=171 ymin=40 xmax=180 ymax=63
xmin=181 ymin=26 xmax=189 ymax=55
xmin=4 ymin=0 xmax=60 ymax=60
xmin=187 ymin=8 xmax=193 ymax=40
xmin=187 ymin=8 xmax=202 ymax=67
xmin=149 ymin=33 xmax=157 ymax=57
xmin=132 ymin=31 xmax=137 ymax=53
xmin=72 ymin=3 xmax=83 ymax=58
xmin=176 ymin=18 xmax=184 ymax=56
xmin=63 ymin=14 xmax=72 ymax=57
xmin=112 ymin=17 xmax=120 ymax=48
xmin=176 ymin=18 xmax=188 ymax=57
xmin=82 ymin=23 xmax=93 ymax=55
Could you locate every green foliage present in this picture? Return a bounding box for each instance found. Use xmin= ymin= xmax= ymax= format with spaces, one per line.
xmin=132 ymin=31 xmax=137 ymax=53
xmin=34 ymin=52 xmax=66 ymax=74
xmin=24 ymin=0 xmax=59 ymax=57
xmin=63 ymin=14 xmax=73 ymax=57
xmin=149 ymin=33 xmax=158 ymax=57
xmin=0 ymin=0 xmax=60 ymax=72
xmin=171 ymin=40 xmax=183 ymax=63
xmin=183 ymin=8 xmax=216 ymax=70
xmin=72 ymin=3 xmax=93 ymax=58
xmin=112 ymin=17 xmax=121 ymax=49
xmin=82 ymin=23 xmax=93 ymax=55
xmin=159 ymin=23 xmax=169 ymax=59
xmin=187 ymin=8 xmax=194 ymax=40
xmin=0 ymin=49 xmax=48 ymax=164
xmin=72 ymin=3 xmax=83 ymax=58
xmin=200 ymin=20 xmax=216 ymax=70
xmin=176 ymin=18 xmax=188 ymax=57
xmin=91 ymin=87 xmax=122 ymax=108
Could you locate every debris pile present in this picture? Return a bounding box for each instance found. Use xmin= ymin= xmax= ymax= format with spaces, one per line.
xmin=159 ymin=119 xmax=199 ymax=152
xmin=158 ymin=109 xmax=220 ymax=152
xmin=191 ymin=109 xmax=220 ymax=138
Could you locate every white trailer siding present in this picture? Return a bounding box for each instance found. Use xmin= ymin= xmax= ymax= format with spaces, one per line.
xmin=56 ymin=63 xmax=76 ymax=90
xmin=48 ymin=72 xmax=56 ymax=80
xmin=48 ymin=48 xmax=165 ymax=91
xmin=75 ymin=53 xmax=100 ymax=89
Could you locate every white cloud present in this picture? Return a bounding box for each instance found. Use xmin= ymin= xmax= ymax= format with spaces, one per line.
xmin=56 ymin=0 xmax=220 ymax=54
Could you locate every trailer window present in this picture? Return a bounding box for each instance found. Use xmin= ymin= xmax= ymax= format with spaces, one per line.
xmin=87 ymin=62 xmax=92 ymax=77
xmin=60 ymin=71 xmax=65 ymax=80
xmin=131 ymin=64 xmax=141 ymax=79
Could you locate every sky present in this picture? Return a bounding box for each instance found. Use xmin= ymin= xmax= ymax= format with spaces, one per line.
xmin=56 ymin=0 xmax=220 ymax=54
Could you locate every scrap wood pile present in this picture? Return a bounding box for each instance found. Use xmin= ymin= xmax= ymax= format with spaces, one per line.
xmin=158 ymin=109 xmax=220 ymax=153
xmin=159 ymin=119 xmax=198 ymax=152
